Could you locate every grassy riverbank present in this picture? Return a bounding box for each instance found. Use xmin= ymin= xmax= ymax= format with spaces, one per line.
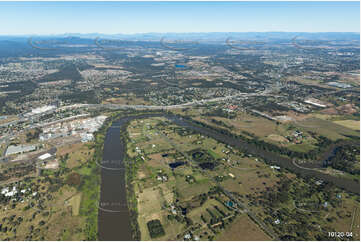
xmin=77 ymin=115 xmax=113 ymax=240
xmin=83 ymin=110 xmax=161 ymax=240
xmin=123 ymin=128 xmax=142 ymax=240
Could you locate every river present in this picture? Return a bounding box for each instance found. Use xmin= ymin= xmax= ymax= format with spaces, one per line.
xmin=98 ymin=119 xmax=133 ymax=241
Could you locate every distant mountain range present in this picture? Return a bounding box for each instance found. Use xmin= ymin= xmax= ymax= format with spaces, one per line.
xmin=0 ymin=32 xmax=359 ymax=42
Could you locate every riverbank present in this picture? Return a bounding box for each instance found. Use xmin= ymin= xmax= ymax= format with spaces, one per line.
xmin=78 ymin=116 xmax=112 ymax=240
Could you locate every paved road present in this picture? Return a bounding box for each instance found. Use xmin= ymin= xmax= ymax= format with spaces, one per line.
xmin=84 ymin=92 xmax=264 ymax=110
xmin=0 ymin=92 xmax=261 ymax=144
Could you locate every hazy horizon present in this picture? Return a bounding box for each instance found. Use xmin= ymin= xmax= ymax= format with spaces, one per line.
xmin=1 ymin=31 xmax=360 ymax=36
xmin=0 ymin=1 xmax=359 ymax=35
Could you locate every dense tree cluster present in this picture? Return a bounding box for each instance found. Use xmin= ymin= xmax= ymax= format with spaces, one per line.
xmin=146 ymin=219 xmax=165 ymax=238
xmin=326 ymin=144 xmax=360 ymax=175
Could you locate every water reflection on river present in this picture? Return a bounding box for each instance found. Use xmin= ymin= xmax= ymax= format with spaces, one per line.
xmin=98 ymin=120 xmax=132 ymax=241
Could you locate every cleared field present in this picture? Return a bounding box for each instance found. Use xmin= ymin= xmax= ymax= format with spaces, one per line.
xmin=137 ymin=187 xmax=164 ymax=240
xmin=44 ymin=187 xmax=85 ymax=240
xmin=333 ymin=120 xmax=360 ymax=131
xmin=195 ymin=112 xmax=279 ymax=138
xmin=147 ymin=153 xmax=171 ymax=169
xmin=287 ymin=143 xmax=317 ymax=153
xmin=266 ymin=134 xmax=289 ymax=143
xmin=175 ymin=175 xmax=211 ymax=199
xmin=137 ymin=185 xmax=184 ymax=241
xmin=221 ymin=167 xmax=278 ymax=196
xmin=187 ymin=198 xmax=227 ymax=223
xmin=102 ymin=95 xmax=150 ymax=106
xmin=67 ymin=192 xmax=82 ymax=216
xmin=56 ymin=142 xmax=93 ymax=169
xmin=195 ymin=112 xmax=320 ymax=153
xmin=286 ymin=75 xmax=338 ymax=90
xmin=140 ymin=139 xmax=174 ymax=154
xmin=295 ymin=117 xmax=359 ymax=140
xmin=216 ymin=214 xmax=271 ymax=241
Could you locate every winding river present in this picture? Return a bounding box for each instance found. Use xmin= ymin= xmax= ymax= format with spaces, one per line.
xmin=98 ymin=114 xmax=359 ymax=240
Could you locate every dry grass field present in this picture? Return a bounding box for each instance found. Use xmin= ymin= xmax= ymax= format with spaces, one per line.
xmin=333 ymin=120 xmax=360 ymax=131
xmin=295 ymin=117 xmax=359 ymax=140
xmin=216 ymin=214 xmax=271 ymax=241
xmin=56 ymin=143 xmax=93 ymax=169
xmin=102 ymin=94 xmax=150 ymax=106
xmin=66 ymin=192 xmax=82 ymax=216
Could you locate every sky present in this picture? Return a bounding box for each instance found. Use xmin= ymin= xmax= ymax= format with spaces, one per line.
xmin=0 ymin=1 xmax=359 ymax=35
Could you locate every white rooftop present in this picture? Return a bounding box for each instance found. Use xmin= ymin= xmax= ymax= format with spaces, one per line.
xmin=38 ymin=153 xmax=52 ymax=160
xmin=31 ymin=105 xmax=56 ymax=114
xmin=5 ymin=144 xmax=36 ymax=156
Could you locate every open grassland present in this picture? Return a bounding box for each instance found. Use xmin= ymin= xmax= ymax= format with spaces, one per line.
xmin=286 ymin=143 xmax=318 ymax=153
xmin=102 ymin=93 xmax=150 ymax=106
xmin=333 ymin=120 xmax=360 ymax=131
xmin=266 ymin=134 xmax=289 ymax=143
xmin=195 ymin=111 xmax=278 ymax=138
xmin=175 ymin=174 xmax=211 ymax=200
xmin=295 ymin=117 xmax=359 ymax=140
xmin=56 ymin=142 xmax=94 ymax=169
xmin=286 ymin=75 xmax=338 ymax=90
xmin=221 ymin=162 xmax=279 ymax=196
xmin=137 ymin=186 xmax=164 ymax=240
xmin=136 ymin=184 xmax=184 ymax=240
xmin=66 ymin=193 xmax=82 ymax=216
xmin=194 ymin=111 xmax=320 ymax=153
xmin=215 ymin=214 xmax=271 ymax=241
